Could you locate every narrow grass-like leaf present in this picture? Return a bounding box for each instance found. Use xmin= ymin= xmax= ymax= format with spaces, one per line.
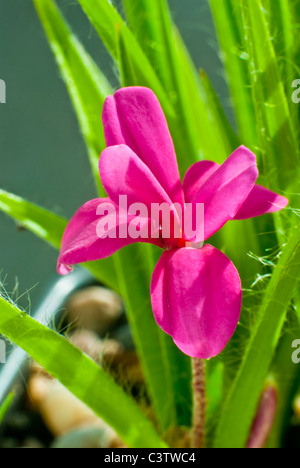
xmin=267 ymin=310 xmax=300 ymax=447
xmin=214 ymin=222 xmax=300 ymax=448
xmin=77 ymin=0 xmax=230 ymax=175
xmin=200 ymin=69 xmax=240 ymax=154
xmin=0 ymin=393 xmax=14 ymax=425
xmin=0 ymin=189 xmax=67 ymax=250
xmin=264 ymin=0 xmax=300 ymax=127
xmin=122 ymin=0 xmax=210 ymax=164
xmin=0 ymin=296 xmax=167 ymax=448
xmin=113 ymin=246 xmax=192 ymax=430
xmin=267 ymin=0 xmax=295 ymax=83
xmin=33 ymin=0 xmax=113 ymax=193
xmin=240 ymin=0 xmax=299 ymax=189
xmin=76 ymin=0 xmax=173 ymax=118
xmin=209 ymin=0 xmax=258 ymax=148
xmin=122 ymin=0 xmax=174 ymax=90
xmin=122 ymin=0 xmax=232 ymax=170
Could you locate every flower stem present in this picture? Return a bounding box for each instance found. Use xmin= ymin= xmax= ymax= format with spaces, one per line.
xmin=192 ymin=358 xmax=206 ymax=448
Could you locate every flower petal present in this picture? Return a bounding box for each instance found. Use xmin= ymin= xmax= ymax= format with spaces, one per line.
xmin=234 ymin=185 xmax=289 ymax=220
xmin=151 ymin=245 xmax=242 ymax=359
xmin=183 ymin=154 xmax=288 ymax=223
xmin=99 ymin=144 xmax=174 ymax=209
xmin=102 ymin=87 xmax=184 ymax=206
xmin=192 ymin=146 xmax=258 ymax=240
xmin=57 ymin=198 xmax=159 ymax=275
xmin=183 ymin=160 xmax=219 ymax=203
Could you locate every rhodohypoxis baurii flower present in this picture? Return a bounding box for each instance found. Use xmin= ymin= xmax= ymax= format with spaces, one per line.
xmin=57 ymin=87 xmax=288 ymax=359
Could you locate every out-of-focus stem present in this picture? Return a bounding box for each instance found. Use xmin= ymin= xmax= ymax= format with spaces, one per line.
xmin=192 ymin=358 xmax=206 ymax=448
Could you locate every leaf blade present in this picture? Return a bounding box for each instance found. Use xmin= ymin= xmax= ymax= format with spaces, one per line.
xmin=0 ymin=297 xmax=167 ymax=448
xmin=33 ymin=0 xmax=113 ymax=193
xmin=214 ymin=222 xmax=300 ymax=448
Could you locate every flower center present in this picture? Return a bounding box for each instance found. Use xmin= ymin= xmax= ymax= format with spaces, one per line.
xmin=159 ymin=226 xmax=203 ymax=251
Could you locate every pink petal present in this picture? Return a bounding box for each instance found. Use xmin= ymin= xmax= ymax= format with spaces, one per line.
xmin=183 ymin=153 xmax=288 ymax=223
xmin=57 ymin=198 xmax=159 ymax=275
xmin=183 ymin=160 xmax=219 ymax=203
xmin=102 ymin=87 xmax=184 ymax=206
xmin=193 ymin=146 xmax=258 ymax=240
xmin=151 ymin=245 xmax=242 ymax=359
xmin=234 ymin=185 xmax=289 ymax=220
xmin=99 ymin=144 xmax=174 ymax=209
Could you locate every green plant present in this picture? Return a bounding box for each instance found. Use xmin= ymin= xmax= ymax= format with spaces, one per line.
xmin=0 ymin=0 xmax=299 ymax=448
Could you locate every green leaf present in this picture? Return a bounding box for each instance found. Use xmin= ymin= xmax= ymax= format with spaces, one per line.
xmin=0 ymin=296 xmax=167 ymax=448
xmin=264 ymin=0 xmax=300 ymax=128
xmin=199 ymin=69 xmax=240 ymax=154
xmin=0 ymin=189 xmax=67 ymax=250
xmin=0 ymin=393 xmax=14 ymax=425
xmin=267 ymin=309 xmax=300 ymax=447
xmin=75 ymin=0 xmax=174 ymax=118
xmin=240 ymin=0 xmax=299 ymax=189
xmin=122 ymin=0 xmax=175 ymax=90
xmin=209 ymin=0 xmax=259 ymax=148
xmin=122 ymin=0 xmax=230 ymax=170
xmin=113 ymin=246 xmax=192 ymax=430
xmin=214 ymin=221 xmax=300 ymax=448
xmin=33 ymin=0 xmax=113 ymax=194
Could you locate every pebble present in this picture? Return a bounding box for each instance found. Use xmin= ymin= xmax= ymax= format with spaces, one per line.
xmin=51 ymin=425 xmax=121 ymax=449
xmin=66 ymin=287 xmax=123 ymax=336
xmin=28 ymin=374 xmax=121 ymax=448
xmin=28 ymin=376 xmax=100 ymax=436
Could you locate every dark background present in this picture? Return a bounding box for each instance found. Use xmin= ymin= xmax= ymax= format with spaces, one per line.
xmin=0 ymin=0 xmax=230 ymax=310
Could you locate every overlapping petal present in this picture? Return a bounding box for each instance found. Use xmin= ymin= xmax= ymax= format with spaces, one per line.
xmin=192 ymin=146 xmax=258 ymax=240
xmin=99 ymin=144 xmax=174 ymax=209
xmin=102 ymin=87 xmax=184 ymax=207
xmin=234 ymin=185 xmax=289 ymax=220
xmin=150 ymin=245 xmax=242 ymax=359
xmin=183 ymin=160 xmax=219 ymax=203
xmin=183 ymin=149 xmax=288 ymax=226
xmin=57 ymin=198 xmax=160 ymax=275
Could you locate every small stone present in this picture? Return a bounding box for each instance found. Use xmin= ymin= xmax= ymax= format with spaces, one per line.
xmin=29 ymin=377 xmax=99 ymax=436
xmin=66 ymin=287 xmax=123 ymax=335
xmin=28 ymin=375 xmax=120 ymax=442
xmin=51 ymin=424 xmax=118 ymax=449
xmin=101 ymin=339 xmax=124 ymax=361
xmin=27 ymin=373 xmax=52 ymax=409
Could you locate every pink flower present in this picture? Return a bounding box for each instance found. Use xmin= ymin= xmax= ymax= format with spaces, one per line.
xmin=57 ymin=87 xmax=288 ymax=359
